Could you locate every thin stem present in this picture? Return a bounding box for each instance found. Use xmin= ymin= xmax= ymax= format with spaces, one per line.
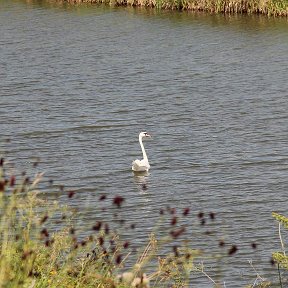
xmin=278 ymin=222 xmax=286 ymax=256
xmin=278 ymin=264 xmax=283 ymax=288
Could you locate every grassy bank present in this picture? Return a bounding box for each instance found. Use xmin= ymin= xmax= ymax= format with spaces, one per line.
xmin=52 ymin=0 xmax=288 ymax=16
xmin=0 ymin=157 xmax=287 ymax=287
xmin=0 ymin=158 xmax=222 ymax=287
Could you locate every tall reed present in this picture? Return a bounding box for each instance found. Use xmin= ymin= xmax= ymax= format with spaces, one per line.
xmin=50 ymin=0 xmax=288 ymax=15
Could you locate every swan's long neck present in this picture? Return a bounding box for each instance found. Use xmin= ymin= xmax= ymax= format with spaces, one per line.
xmin=139 ymin=135 xmax=149 ymax=162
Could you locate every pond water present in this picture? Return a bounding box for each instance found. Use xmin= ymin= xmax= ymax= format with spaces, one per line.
xmin=1 ymin=0 xmax=288 ymax=286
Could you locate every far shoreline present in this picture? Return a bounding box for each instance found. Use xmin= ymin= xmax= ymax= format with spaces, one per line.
xmin=50 ymin=0 xmax=288 ymax=16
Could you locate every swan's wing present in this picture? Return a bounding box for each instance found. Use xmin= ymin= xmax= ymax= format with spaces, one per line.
xmin=132 ymin=159 xmax=141 ymax=171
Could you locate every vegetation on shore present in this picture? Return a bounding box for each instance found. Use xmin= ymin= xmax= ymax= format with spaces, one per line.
xmin=51 ymin=0 xmax=288 ymax=16
xmin=0 ymin=157 xmax=287 ymax=287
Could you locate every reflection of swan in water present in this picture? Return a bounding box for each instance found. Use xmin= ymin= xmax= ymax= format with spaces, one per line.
xmin=132 ymin=132 xmax=151 ymax=172
xmin=133 ymin=171 xmax=149 ymax=192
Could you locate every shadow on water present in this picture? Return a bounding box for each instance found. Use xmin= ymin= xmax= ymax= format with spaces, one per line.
xmin=133 ymin=171 xmax=150 ymax=192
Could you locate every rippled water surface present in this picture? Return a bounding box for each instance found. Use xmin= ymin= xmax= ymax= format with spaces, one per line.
xmin=1 ymin=1 xmax=288 ymax=286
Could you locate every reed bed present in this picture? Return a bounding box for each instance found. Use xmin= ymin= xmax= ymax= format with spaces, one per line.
xmin=52 ymin=0 xmax=288 ymax=16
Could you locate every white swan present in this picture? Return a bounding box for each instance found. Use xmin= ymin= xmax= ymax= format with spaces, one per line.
xmin=132 ymin=132 xmax=151 ymax=172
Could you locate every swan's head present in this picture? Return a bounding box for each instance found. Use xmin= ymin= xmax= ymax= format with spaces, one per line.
xmin=139 ymin=131 xmax=151 ymax=139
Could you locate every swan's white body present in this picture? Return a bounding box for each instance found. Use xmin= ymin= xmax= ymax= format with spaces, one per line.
xmin=132 ymin=132 xmax=151 ymax=172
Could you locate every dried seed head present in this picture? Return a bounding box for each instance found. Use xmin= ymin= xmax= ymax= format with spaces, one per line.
xmin=99 ymin=195 xmax=106 ymax=201
xmin=104 ymin=223 xmax=109 ymax=235
xmin=170 ymin=227 xmax=186 ymax=239
xmin=68 ymin=191 xmax=75 ymax=198
xmin=198 ymin=212 xmax=204 ymax=219
xmin=0 ymin=158 xmax=3 ymax=166
xmin=123 ymin=241 xmax=130 ymax=249
xmin=40 ymin=228 xmax=49 ymax=238
xmin=183 ymin=208 xmax=190 ymax=216
xmin=171 ymin=216 xmax=177 ymax=226
xmin=10 ymin=176 xmax=16 ymax=187
xmin=73 ymin=243 xmax=79 ymax=250
xmin=0 ymin=181 xmax=5 ymax=192
xmin=115 ymin=254 xmax=122 ymax=265
xmin=228 ymin=245 xmax=238 ymax=255
xmin=185 ymin=253 xmax=191 ymax=260
xmin=98 ymin=237 xmax=104 ymax=246
xmin=173 ymin=246 xmax=179 ymax=257
xmin=209 ymin=212 xmax=215 ymax=220
xmin=69 ymin=227 xmax=75 ymax=235
xmin=219 ymin=240 xmax=225 ymax=247
xmin=251 ymin=243 xmax=257 ymax=249
xmin=92 ymin=221 xmax=102 ymax=231
xmin=113 ymin=196 xmax=124 ymax=208
xmin=40 ymin=215 xmax=49 ymax=224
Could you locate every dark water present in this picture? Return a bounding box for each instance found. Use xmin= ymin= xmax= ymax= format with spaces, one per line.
xmin=1 ymin=0 xmax=288 ymax=286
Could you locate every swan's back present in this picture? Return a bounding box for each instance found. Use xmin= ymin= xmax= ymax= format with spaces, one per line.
xmin=132 ymin=159 xmax=150 ymax=172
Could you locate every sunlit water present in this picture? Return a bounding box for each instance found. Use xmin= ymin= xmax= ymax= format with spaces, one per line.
xmin=1 ymin=1 xmax=288 ymax=286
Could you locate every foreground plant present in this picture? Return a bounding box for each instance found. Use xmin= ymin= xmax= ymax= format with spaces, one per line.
xmin=0 ymin=158 xmax=208 ymax=287
xmin=0 ymin=156 xmax=268 ymax=287
xmin=271 ymin=212 xmax=288 ymax=287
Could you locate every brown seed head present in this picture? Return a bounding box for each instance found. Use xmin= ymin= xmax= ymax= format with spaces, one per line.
xmin=171 ymin=216 xmax=177 ymax=226
xmin=170 ymin=227 xmax=186 ymax=238
xmin=40 ymin=228 xmax=49 ymax=238
xmin=99 ymin=195 xmax=106 ymax=201
xmin=219 ymin=240 xmax=225 ymax=247
xmin=68 ymin=191 xmax=75 ymax=198
xmin=209 ymin=212 xmax=215 ymax=220
xmin=0 ymin=181 xmax=5 ymax=192
xmin=198 ymin=212 xmax=204 ymax=219
xmin=69 ymin=227 xmax=75 ymax=235
xmin=123 ymin=241 xmax=130 ymax=249
xmin=104 ymin=223 xmax=109 ymax=235
xmin=115 ymin=254 xmax=122 ymax=265
xmin=40 ymin=215 xmax=49 ymax=224
xmin=228 ymin=245 xmax=238 ymax=255
xmin=10 ymin=176 xmax=16 ymax=187
xmin=98 ymin=237 xmax=104 ymax=246
xmin=251 ymin=242 xmax=257 ymax=249
xmin=92 ymin=221 xmax=102 ymax=231
xmin=113 ymin=196 xmax=124 ymax=208
xmin=183 ymin=208 xmax=190 ymax=216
